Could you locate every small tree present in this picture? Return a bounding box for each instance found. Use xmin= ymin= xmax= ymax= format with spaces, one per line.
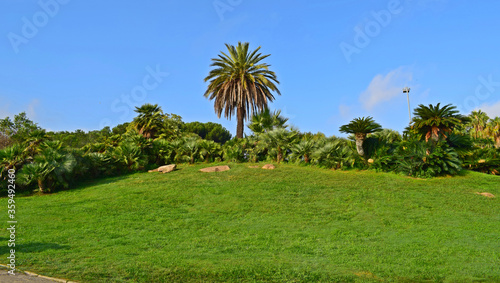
xmin=411 ymin=103 xmax=464 ymax=142
xmin=339 ymin=117 xmax=382 ymax=156
xmin=132 ymin=104 xmax=166 ymax=139
xmin=259 ymin=128 xmax=298 ymax=163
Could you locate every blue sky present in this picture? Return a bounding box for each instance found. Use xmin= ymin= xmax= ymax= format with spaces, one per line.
xmin=1 ymin=0 xmax=500 ymax=137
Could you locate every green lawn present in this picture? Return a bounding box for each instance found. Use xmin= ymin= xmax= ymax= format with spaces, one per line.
xmin=2 ymin=164 xmax=499 ymax=282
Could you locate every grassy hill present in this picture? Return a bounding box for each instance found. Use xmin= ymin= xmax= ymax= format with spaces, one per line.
xmin=2 ymin=164 xmax=499 ymax=282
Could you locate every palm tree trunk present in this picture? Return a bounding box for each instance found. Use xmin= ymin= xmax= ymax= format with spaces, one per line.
xmin=236 ymin=106 xmax=244 ymax=139
xmin=304 ymin=154 xmax=309 ymax=163
xmin=355 ymin=133 xmax=366 ymax=156
xmin=37 ymin=179 xmax=45 ymax=193
xmin=495 ymin=135 xmax=500 ymax=148
xmin=277 ymin=146 xmax=282 ymax=163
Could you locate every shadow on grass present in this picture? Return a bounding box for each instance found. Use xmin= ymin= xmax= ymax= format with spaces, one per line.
xmin=0 ymin=237 xmax=69 ymax=255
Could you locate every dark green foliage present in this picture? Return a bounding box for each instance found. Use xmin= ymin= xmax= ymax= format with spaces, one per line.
xmin=0 ymin=112 xmax=41 ymax=144
xmin=182 ymin=121 xmax=231 ymax=144
xmin=112 ymin=122 xmax=130 ymax=135
xmin=48 ymin=128 xmax=111 ymax=149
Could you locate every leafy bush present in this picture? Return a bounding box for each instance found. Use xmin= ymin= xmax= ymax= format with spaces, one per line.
xmin=18 ymin=142 xmax=77 ymax=193
xmin=222 ymin=138 xmax=247 ymax=162
xmin=182 ymin=122 xmax=232 ymax=144
xmin=313 ymin=139 xmax=356 ymax=169
xmin=395 ymin=140 xmax=462 ymax=178
xmin=462 ymin=147 xmax=500 ymax=175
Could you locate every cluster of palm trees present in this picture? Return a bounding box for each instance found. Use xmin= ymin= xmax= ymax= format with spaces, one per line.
xmin=466 ymin=110 xmax=500 ymax=147
xmin=1 ymin=41 xmax=499 ymax=194
xmin=201 ymin=41 xmax=499 ymax=177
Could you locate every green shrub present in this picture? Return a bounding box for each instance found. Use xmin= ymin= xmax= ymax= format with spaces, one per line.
xmin=395 ymin=140 xmax=462 ymax=178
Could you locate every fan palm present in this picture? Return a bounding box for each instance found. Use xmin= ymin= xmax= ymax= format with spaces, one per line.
xmin=248 ymin=108 xmax=288 ymax=134
xmin=410 ymin=103 xmax=464 ymax=142
xmin=23 ymin=129 xmax=49 ymax=158
xmin=18 ymin=162 xmax=52 ymax=193
xmin=485 ymin=117 xmax=500 ymax=148
xmin=204 ymin=42 xmax=281 ymax=138
xmin=19 ymin=146 xmax=76 ymax=193
xmin=113 ymin=141 xmax=146 ymax=171
xmin=468 ymin=110 xmax=490 ymax=139
xmin=290 ymin=138 xmax=318 ymax=164
xmin=258 ymin=128 xmax=298 ymax=163
xmin=0 ymin=144 xmax=25 ymax=180
xmin=133 ymin=103 xmax=165 ymax=139
xmin=313 ymin=139 xmax=355 ymax=169
xmin=199 ymin=140 xmax=222 ymax=163
xmin=339 ymin=117 xmax=382 ymax=156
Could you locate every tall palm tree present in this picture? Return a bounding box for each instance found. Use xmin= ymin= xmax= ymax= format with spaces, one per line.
xmin=204 ymin=42 xmax=281 ymax=138
xmin=485 ymin=117 xmax=500 ymax=148
xmin=411 ymin=103 xmax=464 ymax=142
xmin=339 ymin=117 xmax=382 ymax=156
xmin=133 ymin=103 xmax=165 ymax=139
xmin=468 ymin=110 xmax=490 ymax=139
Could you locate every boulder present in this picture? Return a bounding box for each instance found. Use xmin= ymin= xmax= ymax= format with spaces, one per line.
xmin=262 ymin=164 xmax=276 ymax=170
xmin=149 ymin=164 xmax=176 ymax=173
xmin=199 ymin=165 xmax=230 ymax=173
xmin=159 ymin=164 xmax=176 ymax=173
xmin=475 ymin=192 xmax=495 ymax=198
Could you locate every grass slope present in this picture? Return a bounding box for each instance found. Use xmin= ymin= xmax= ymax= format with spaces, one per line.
xmin=1 ymin=164 xmax=499 ymax=282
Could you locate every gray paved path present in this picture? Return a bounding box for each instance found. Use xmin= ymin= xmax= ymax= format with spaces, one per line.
xmin=0 ymin=270 xmax=71 ymax=283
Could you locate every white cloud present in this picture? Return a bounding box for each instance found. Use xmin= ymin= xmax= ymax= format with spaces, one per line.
xmin=0 ymin=97 xmax=40 ymax=120
xmin=26 ymin=99 xmax=40 ymax=119
xmin=339 ymin=104 xmax=351 ymax=119
xmin=0 ymin=106 xmax=11 ymax=119
xmin=359 ymin=67 xmax=413 ymax=110
xmin=477 ymin=100 xmax=500 ymax=118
